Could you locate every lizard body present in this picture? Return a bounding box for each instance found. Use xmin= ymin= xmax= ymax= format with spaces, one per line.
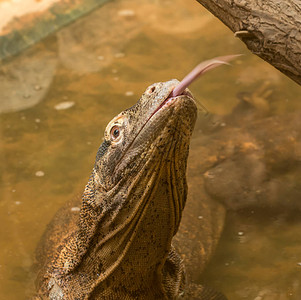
xmin=34 ymin=57 xmax=237 ymax=299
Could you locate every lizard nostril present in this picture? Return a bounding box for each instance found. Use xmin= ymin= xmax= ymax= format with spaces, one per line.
xmin=147 ymin=86 xmax=155 ymax=94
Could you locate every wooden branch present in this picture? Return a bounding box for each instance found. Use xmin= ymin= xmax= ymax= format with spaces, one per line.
xmin=196 ymin=0 xmax=301 ymax=85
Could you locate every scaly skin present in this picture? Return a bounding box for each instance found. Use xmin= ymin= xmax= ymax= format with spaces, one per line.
xmin=34 ymin=80 xmax=203 ymax=299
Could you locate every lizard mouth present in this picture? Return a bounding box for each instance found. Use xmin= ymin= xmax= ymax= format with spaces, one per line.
xmin=151 ymin=89 xmax=194 ymax=117
xmin=169 ymin=54 xmax=241 ymax=98
xmin=137 ymin=54 xmax=241 ymax=142
xmin=155 ymin=54 xmax=241 ymax=115
xmin=153 ymin=54 xmax=241 ymax=116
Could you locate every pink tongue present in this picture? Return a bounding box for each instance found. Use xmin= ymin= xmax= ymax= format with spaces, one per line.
xmin=170 ymin=54 xmax=241 ymax=98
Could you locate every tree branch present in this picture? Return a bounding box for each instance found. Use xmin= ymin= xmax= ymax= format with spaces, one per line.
xmin=196 ymin=0 xmax=301 ymax=85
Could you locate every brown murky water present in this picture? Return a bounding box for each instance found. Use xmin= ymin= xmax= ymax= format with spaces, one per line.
xmin=0 ymin=0 xmax=301 ymax=299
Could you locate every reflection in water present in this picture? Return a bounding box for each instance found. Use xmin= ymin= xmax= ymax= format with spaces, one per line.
xmin=0 ymin=0 xmax=301 ymax=299
xmin=0 ymin=37 xmax=57 ymax=113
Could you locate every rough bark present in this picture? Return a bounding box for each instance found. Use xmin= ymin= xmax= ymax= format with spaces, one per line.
xmin=196 ymin=0 xmax=301 ymax=85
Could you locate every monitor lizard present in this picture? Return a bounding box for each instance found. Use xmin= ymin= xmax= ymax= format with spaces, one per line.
xmin=34 ymin=57 xmax=237 ymax=299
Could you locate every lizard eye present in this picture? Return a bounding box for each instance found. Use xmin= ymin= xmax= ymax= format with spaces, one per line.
xmin=110 ymin=125 xmax=121 ymax=141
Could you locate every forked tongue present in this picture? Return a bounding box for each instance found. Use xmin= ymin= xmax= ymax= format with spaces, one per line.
xmin=170 ymin=54 xmax=241 ymax=98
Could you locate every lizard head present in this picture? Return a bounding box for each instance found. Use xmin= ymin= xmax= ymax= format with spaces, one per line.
xmin=94 ymin=79 xmax=197 ymax=191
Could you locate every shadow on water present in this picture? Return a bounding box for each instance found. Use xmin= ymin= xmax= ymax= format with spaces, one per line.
xmin=0 ymin=0 xmax=300 ymax=299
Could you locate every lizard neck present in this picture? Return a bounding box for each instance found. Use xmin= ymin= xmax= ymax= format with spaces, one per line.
xmin=50 ymin=132 xmax=188 ymax=299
